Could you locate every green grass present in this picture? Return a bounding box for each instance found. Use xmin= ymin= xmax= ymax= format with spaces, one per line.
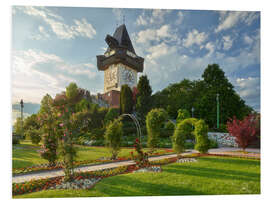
xmin=14 ymin=156 xmax=260 ymax=198
xmin=12 ymin=140 xmax=171 ymax=169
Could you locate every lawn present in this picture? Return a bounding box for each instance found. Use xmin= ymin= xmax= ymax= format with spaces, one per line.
xmin=12 ymin=140 xmax=172 ymax=169
xmin=14 ymin=156 xmax=260 ymax=198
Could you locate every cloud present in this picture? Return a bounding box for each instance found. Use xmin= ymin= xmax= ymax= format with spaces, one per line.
xmin=175 ymin=11 xmax=184 ymax=25
xmin=135 ymin=9 xmax=171 ymax=26
xmin=12 ymin=49 xmax=101 ymax=103
xmin=183 ymin=29 xmax=208 ymax=47
xmin=234 ymin=77 xmax=260 ymax=110
xmin=112 ymin=8 xmax=124 ymax=23
xmin=135 ymin=24 xmax=177 ymax=44
xmin=222 ymin=35 xmax=233 ymax=50
xmin=14 ymin=6 xmax=96 ymax=40
xmin=205 ymin=42 xmax=215 ymax=57
xmin=243 ymin=34 xmax=254 ymax=45
xmin=215 ymin=11 xmax=259 ymax=33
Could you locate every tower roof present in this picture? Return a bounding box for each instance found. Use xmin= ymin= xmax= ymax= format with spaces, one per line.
xmin=97 ymin=24 xmax=144 ymax=72
xmin=106 ymin=24 xmax=135 ymax=54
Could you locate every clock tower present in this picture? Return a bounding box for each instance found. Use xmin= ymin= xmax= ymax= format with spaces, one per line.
xmin=96 ymin=24 xmax=144 ymax=108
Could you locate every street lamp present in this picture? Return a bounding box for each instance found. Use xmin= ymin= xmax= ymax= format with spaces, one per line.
xmin=191 ymin=107 xmax=194 ymax=118
xmin=216 ymin=94 xmax=219 ymax=129
xmin=20 ymin=99 xmax=24 ymax=138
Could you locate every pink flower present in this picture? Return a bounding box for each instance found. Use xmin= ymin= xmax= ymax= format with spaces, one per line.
xmin=59 ymin=123 xmax=64 ymax=127
xmin=64 ymin=134 xmax=66 ymax=137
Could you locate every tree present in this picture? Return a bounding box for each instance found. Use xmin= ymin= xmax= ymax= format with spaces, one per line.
xmin=24 ymin=114 xmax=42 ymax=144
xmin=146 ymin=108 xmax=168 ymax=151
xmin=227 ymin=114 xmax=258 ymax=151
xmin=104 ymin=118 xmax=123 ymax=159
xmin=38 ymin=94 xmax=58 ymax=166
xmin=136 ymin=75 xmax=152 ymax=119
xmin=152 ymin=79 xmax=199 ymax=119
xmin=54 ymin=83 xmax=82 ymax=181
xmin=104 ymin=108 xmax=119 ymax=126
xmin=176 ymin=109 xmax=190 ymax=124
xmin=13 ymin=117 xmax=23 ymax=137
xmin=197 ymin=64 xmax=252 ymax=128
xmin=120 ymin=85 xmax=134 ymax=114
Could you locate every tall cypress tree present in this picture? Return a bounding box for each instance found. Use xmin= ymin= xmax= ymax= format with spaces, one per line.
xmin=136 ymin=75 xmax=152 ymax=119
xmin=120 ymin=85 xmax=134 ymax=114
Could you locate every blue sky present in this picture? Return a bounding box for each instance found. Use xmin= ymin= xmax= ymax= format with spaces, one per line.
xmin=11 ymin=6 xmax=260 ymax=111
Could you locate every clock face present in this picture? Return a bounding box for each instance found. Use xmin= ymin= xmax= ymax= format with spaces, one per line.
xmin=122 ymin=69 xmax=135 ymax=85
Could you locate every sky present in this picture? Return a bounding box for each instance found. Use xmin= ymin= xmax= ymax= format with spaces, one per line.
xmin=11 ymin=6 xmax=260 ymax=111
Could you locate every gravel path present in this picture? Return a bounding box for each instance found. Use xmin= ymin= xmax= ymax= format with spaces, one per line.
xmin=12 ymin=148 xmax=260 ymax=184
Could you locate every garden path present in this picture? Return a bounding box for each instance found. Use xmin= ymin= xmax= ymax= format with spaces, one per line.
xmin=12 ymin=147 xmax=260 ymax=184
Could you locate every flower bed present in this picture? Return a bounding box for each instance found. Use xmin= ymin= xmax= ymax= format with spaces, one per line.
xmin=13 ymin=149 xmax=174 ymax=175
xmin=208 ymin=132 xmax=238 ymax=147
xmin=13 ymin=165 xmax=133 ymax=196
xmin=133 ymin=165 xmax=162 ymax=173
xmin=176 ymin=158 xmax=197 ymax=163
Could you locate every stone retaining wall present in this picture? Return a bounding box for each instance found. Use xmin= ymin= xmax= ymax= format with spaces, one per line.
xmin=208 ymin=132 xmax=238 ymax=147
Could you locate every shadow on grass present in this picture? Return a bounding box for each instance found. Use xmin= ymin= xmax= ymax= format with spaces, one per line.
xmin=199 ymin=156 xmax=260 ymax=167
xmin=94 ymin=175 xmax=205 ymax=196
xmin=166 ymin=160 xmax=260 ymax=182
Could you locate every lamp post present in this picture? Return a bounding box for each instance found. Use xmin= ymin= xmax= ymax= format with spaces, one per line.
xmin=191 ymin=107 xmax=194 ymax=118
xmin=20 ymin=99 xmax=24 ymax=138
xmin=216 ymin=94 xmax=219 ymax=129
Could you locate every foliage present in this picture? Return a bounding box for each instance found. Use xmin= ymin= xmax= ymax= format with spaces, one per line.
xmin=130 ymin=138 xmax=149 ymax=168
xmin=136 ymin=75 xmax=152 ymax=119
xmin=161 ymin=120 xmax=175 ymax=138
xmin=75 ymin=98 xmax=91 ymax=112
xmin=53 ymin=83 xmax=83 ymax=181
xmin=23 ymin=114 xmax=42 ymax=144
xmin=38 ymin=94 xmax=58 ymax=166
xmin=197 ymin=64 xmax=252 ymax=128
xmin=227 ymin=114 xmax=259 ymax=151
xmin=209 ymin=139 xmax=218 ymax=148
xmin=176 ymin=109 xmax=190 ymax=124
xmin=146 ymin=108 xmax=168 ymax=150
xmin=194 ymin=119 xmax=210 ymax=153
xmin=172 ymin=118 xmax=210 ymax=155
xmin=152 ymin=64 xmax=253 ymax=128
xmin=104 ymin=108 xmax=119 ymax=126
xmin=12 ymin=134 xmax=20 ymax=145
xmin=120 ymin=85 xmax=134 ymax=114
xmin=172 ymin=118 xmax=197 ymax=156
xmin=27 ymin=129 xmax=42 ymax=145
xmin=104 ymin=118 xmax=123 ymax=160
xmin=13 ymin=117 xmax=23 ymax=137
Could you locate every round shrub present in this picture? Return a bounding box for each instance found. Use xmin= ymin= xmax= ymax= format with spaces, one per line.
xmin=146 ymin=108 xmax=168 ymax=150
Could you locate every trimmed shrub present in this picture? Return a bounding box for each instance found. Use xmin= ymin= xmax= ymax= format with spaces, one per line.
xmin=146 ymin=108 xmax=168 ymax=150
xmin=161 ymin=120 xmax=175 ymax=138
xmin=172 ymin=118 xmax=197 ymax=155
xmin=194 ymin=119 xmax=210 ymax=153
xmin=176 ymin=109 xmax=190 ymax=124
xmin=104 ymin=118 xmax=123 ymax=159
